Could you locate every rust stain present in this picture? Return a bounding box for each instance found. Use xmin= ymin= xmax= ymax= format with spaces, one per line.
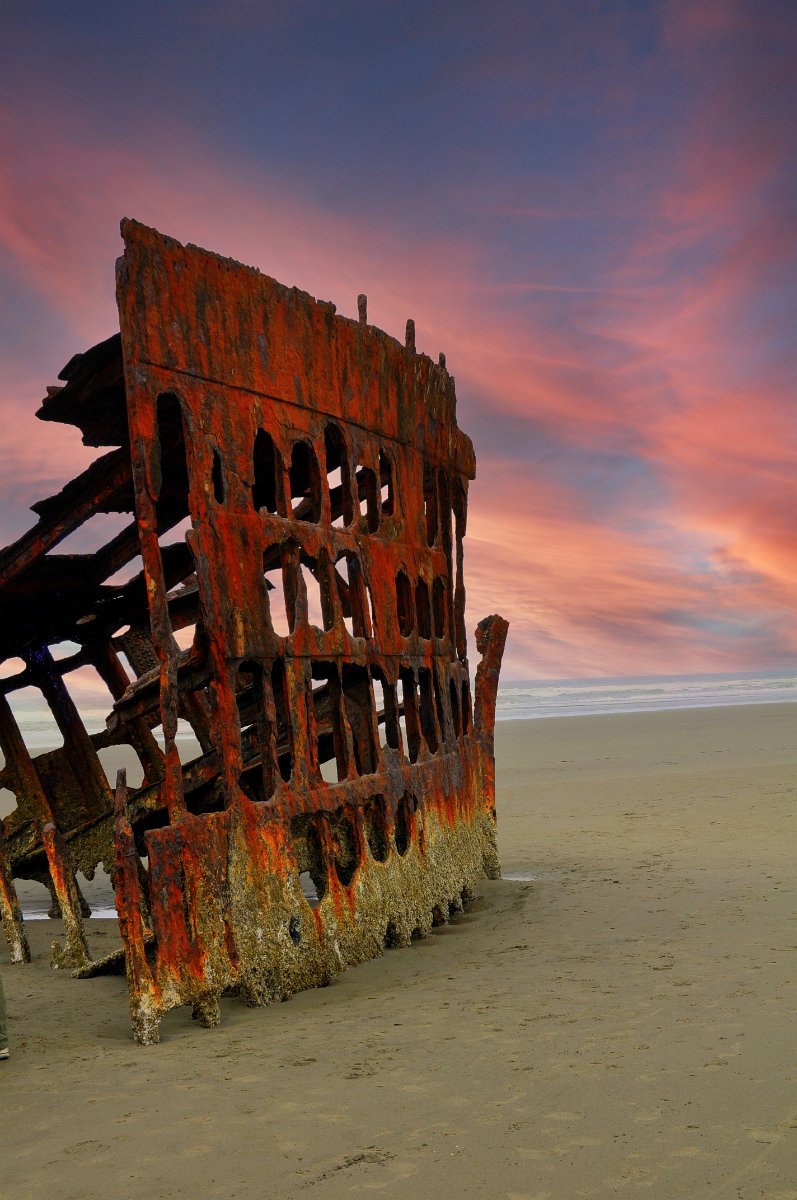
xmin=0 ymin=221 xmax=508 ymax=1043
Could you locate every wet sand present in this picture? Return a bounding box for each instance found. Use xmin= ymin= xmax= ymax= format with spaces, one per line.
xmin=1 ymin=703 xmax=795 ymax=1199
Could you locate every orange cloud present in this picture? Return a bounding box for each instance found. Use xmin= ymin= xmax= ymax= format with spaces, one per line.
xmin=0 ymin=64 xmax=794 ymax=679
xmin=465 ymin=458 xmax=797 ymax=679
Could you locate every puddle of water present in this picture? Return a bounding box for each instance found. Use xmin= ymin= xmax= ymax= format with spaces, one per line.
xmin=22 ymin=906 xmax=118 ymax=921
xmin=501 ymin=870 xmax=560 ymax=882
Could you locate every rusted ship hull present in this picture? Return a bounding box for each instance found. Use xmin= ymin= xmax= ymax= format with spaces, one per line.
xmin=0 ymin=221 xmax=508 ymax=1043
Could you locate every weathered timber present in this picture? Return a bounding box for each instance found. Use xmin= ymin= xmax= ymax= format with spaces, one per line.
xmin=0 ymin=220 xmax=508 ymax=1043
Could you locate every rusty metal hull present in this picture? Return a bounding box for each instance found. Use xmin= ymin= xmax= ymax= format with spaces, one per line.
xmin=0 ymin=221 xmax=508 ymax=1043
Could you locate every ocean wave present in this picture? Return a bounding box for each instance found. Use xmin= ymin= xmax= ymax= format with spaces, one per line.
xmin=495 ymin=672 xmax=797 ymax=720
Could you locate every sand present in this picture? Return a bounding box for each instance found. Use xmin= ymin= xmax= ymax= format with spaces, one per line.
xmin=1 ymin=702 xmax=795 ymax=1199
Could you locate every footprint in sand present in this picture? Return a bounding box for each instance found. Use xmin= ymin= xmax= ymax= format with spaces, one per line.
xmin=746 ymin=1126 xmax=785 ymax=1144
xmin=344 ymin=1060 xmax=378 ymax=1079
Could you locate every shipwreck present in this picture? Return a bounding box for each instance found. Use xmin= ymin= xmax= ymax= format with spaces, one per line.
xmin=0 ymin=221 xmax=508 ymax=1043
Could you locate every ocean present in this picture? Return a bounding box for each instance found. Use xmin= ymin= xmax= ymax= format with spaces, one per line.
xmin=495 ymin=670 xmax=797 ymax=721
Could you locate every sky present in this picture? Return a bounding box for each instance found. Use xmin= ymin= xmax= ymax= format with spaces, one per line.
xmin=1 ymin=0 xmax=795 ymax=681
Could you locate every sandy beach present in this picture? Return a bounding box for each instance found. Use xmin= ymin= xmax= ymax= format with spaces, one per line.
xmin=1 ymin=702 xmax=795 ymax=1199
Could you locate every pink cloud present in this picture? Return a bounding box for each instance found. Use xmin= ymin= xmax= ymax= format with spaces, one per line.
xmin=1 ymin=73 xmax=794 ymax=678
xmin=465 ymin=461 xmax=797 ymax=679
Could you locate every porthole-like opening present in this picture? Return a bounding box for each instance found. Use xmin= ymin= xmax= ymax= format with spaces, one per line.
xmin=12 ymin=875 xmax=60 ymax=919
xmin=5 ymin=685 xmax=64 ymax=752
xmin=341 ymin=663 xmax=377 ymax=776
xmin=450 ymin=678 xmax=461 ymax=738
xmin=414 ymin=797 xmax=426 ymax=855
xmin=234 ymin=662 xmax=261 ymax=734
xmin=423 ymin=460 xmax=438 ymax=546
xmin=433 ymin=577 xmax=446 ymax=639
xmin=311 ymin=661 xmax=348 ymax=783
xmin=145 ymin=394 xmax=192 ymax=654
xmin=394 ymin=792 xmax=412 ymax=856
xmin=272 ymin=658 xmax=293 ymax=781
xmin=253 ymin=428 xmax=282 ymax=514
xmin=335 ymin=557 xmax=354 ymax=638
xmin=290 ymin=815 xmax=327 ymax=903
xmin=364 ymin=797 xmax=389 ymax=862
xmin=2 ymin=782 xmax=22 ymax=833
xmin=234 ymin=662 xmax=277 ymax=801
xmin=371 ymin=666 xmax=400 ymax=753
xmin=396 ymin=569 xmax=414 ymax=637
xmin=395 ymin=675 xmax=407 ymax=757
xmin=299 ymin=551 xmax=334 ymax=631
xmin=335 ymin=552 xmax=369 ymax=638
xmin=372 ymin=673 xmax=383 ymax=716
xmin=324 ymin=424 xmax=353 ymax=528
xmin=235 ymin=660 xmax=275 ymax=803
xmin=211 ymin=449 xmax=225 ymax=504
xmin=461 ymin=679 xmax=471 ymax=734
xmin=279 ymin=539 xmax=301 ymax=633
xmin=263 ymin=548 xmax=291 ymax=637
xmin=418 ymin=668 xmax=439 ymax=754
xmin=433 ymin=669 xmax=447 ymax=746
xmin=415 ymin=577 xmax=431 ymax=639
xmin=152 ymin=717 xmax=201 ymax=767
xmin=453 ymin=478 xmax=468 ymax=661
xmin=354 ymin=463 xmax=379 ymax=532
xmin=49 ymin=641 xmax=81 ymax=662
xmin=379 ymin=449 xmax=394 ymax=516
xmin=437 ymin=468 xmax=452 ymax=556
xmin=331 ymin=807 xmax=359 ymax=887
xmin=289 ymin=441 xmax=321 ymax=522
xmin=366 ymin=575 xmax=378 ymax=639
xmin=398 ymin=669 xmax=421 ymax=763
xmin=58 ymin=663 xmax=117 ymax=738
xmin=155 ymin=393 xmax=190 ymax=509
